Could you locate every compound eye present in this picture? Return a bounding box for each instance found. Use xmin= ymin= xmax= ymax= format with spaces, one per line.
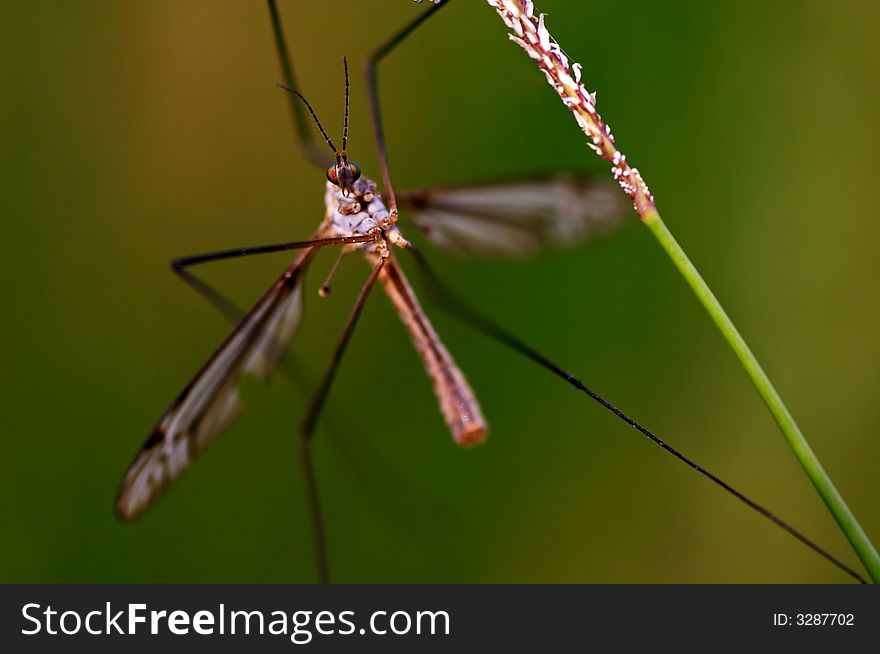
xmin=348 ymin=162 xmax=362 ymax=183
xmin=326 ymin=165 xmax=339 ymax=185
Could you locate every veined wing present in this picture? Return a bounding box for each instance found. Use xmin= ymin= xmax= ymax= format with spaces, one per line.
xmin=397 ymin=173 xmax=625 ymax=258
xmin=116 ymin=244 xmax=320 ymax=520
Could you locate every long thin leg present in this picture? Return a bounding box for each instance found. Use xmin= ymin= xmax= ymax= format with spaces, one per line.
xmin=365 ymin=0 xmax=451 ymax=216
xmin=301 ymin=256 xmax=387 ymax=440
xmin=168 ymin=232 xmax=375 ymax=324
xmin=297 ymin=255 xmax=388 ymax=583
xmin=172 ymin=260 xmax=417 ymax=580
xmin=169 ymin=230 xmax=374 ymax=582
xmin=406 ymin=246 xmax=867 ymax=584
xmin=171 ymin=233 xmax=375 ymax=270
xmin=172 ymin=260 xmax=447 ymax=540
xmin=172 ymin=264 xmax=243 ymax=325
xmin=266 ymin=0 xmax=326 ymax=167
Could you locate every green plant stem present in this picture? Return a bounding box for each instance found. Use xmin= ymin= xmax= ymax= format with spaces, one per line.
xmin=641 ymin=206 xmax=880 ymax=582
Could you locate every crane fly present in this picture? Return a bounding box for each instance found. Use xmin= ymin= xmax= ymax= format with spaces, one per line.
xmin=115 ymin=0 xmax=866 ymax=584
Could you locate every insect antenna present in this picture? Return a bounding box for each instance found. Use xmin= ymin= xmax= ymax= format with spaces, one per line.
xmin=342 ymin=56 xmax=350 ymax=154
xmin=406 ymin=246 xmax=867 ymax=584
xmin=277 ymin=82 xmax=340 ymax=160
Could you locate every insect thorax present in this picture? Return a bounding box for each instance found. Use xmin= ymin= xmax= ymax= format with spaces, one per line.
xmin=324 ymin=177 xmax=393 ymax=246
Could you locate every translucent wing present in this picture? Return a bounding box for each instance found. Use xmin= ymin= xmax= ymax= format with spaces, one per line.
xmin=115 ymin=246 xmax=318 ymax=519
xmin=397 ymin=173 xmax=626 ymax=258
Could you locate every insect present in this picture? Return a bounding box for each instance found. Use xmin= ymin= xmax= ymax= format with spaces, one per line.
xmin=115 ymin=0 xmax=866 ymax=584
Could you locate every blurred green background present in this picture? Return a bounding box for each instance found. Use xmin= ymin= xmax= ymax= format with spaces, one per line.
xmin=1 ymin=0 xmax=878 ymax=583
